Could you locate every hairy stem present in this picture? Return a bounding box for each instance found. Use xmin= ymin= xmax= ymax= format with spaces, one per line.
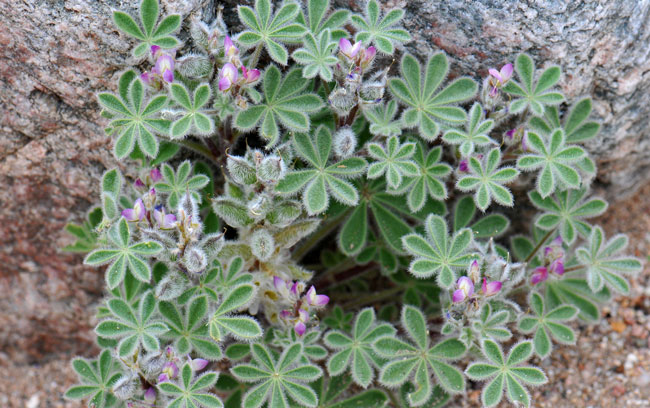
xmin=524 ymin=228 xmax=556 ymax=264
xmin=248 ymin=43 xmax=263 ymax=69
xmin=292 ymin=209 xmax=351 ymax=260
xmin=342 ymin=285 xmax=401 ymax=309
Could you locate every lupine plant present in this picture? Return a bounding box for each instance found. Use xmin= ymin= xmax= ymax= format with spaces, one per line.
xmin=64 ymin=0 xmax=643 ymax=407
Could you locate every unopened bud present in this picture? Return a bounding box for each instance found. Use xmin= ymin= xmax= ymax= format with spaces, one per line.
xmin=190 ymin=17 xmax=211 ymax=51
xmin=328 ymin=87 xmax=356 ymax=116
xmin=177 ymin=54 xmax=213 ymax=79
xmin=182 ymin=247 xmax=208 ymax=274
xmin=227 ymin=155 xmax=257 ymax=185
xmin=250 ymin=228 xmax=275 ymax=262
xmin=112 ymin=374 xmax=137 ymax=400
xmin=155 ymin=273 xmax=186 ymax=301
xmin=333 ymin=127 xmax=357 ymax=158
xmin=257 ymin=155 xmax=286 ymax=183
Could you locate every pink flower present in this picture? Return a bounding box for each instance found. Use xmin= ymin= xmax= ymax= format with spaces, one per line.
xmin=482 ymin=278 xmax=502 ymax=296
xmin=468 ymin=260 xmax=480 ymax=283
xmin=134 ymin=178 xmax=145 ymax=189
xmin=305 ymin=286 xmax=329 ymax=307
xmin=191 ymin=358 xmax=209 ymax=371
xmin=452 ymin=276 xmax=474 ymax=303
xmin=140 ymin=71 xmax=153 ymax=85
xmin=531 ymin=266 xmax=548 ymax=285
xmin=488 ymin=63 xmax=513 ymax=84
xmin=154 ymin=54 xmax=175 ymax=83
xmin=224 ymin=36 xmax=239 ymax=59
xmin=150 ymin=168 xmax=163 ymax=183
xmin=488 ymin=63 xmax=513 ymax=97
xmin=144 ymin=387 xmax=156 ymax=402
xmin=122 ymin=198 xmax=145 ymax=222
xmin=338 ymin=38 xmax=361 ymax=59
xmin=273 ymin=276 xmax=286 ymax=292
xmin=360 ymin=46 xmax=376 ymax=67
xmin=158 ymin=361 xmax=179 ymax=383
xmin=150 ymin=45 xmax=162 ymax=59
xmin=549 ymin=259 xmax=564 ymax=275
xmin=521 ymin=132 xmax=529 ymax=152
xmin=218 ymin=62 xmax=238 ymax=91
xmin=241 ymin=65 xmax=261 ymax=83
xmin=153 ymin=206 xmax=177 ymax=229
xmin=505 ymin=128 xmax=516 ymax=141
xmin=294 ymin=321 xmax=306 ymax=336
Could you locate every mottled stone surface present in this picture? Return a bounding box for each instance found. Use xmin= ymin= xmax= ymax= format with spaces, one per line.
xmin=1 ymin=0 xmax=648 ymax=367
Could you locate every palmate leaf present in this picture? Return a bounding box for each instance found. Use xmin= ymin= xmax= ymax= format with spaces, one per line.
xmin=402 ymin=214 xmax=476 ymax=288
xmin=234 ymin=66 xmax=323 ymax=147
xmin=453 ymin=196 xmax=510 ymax=239
xmin=529 ymin=188 xmax=607 ymax=244
xmin=98 ymin=71 xmax=171 ymax=159
xmin=275 ymin=126 xmax=367 ymax=215
xmin=472 ymin=302 xmax=513 ymax=342
xmin=112 ymin=0 xmax=181 ymax=57
xmin=442 ymin=102 xmax=496 ymax=157
xmin=528 ymin=98 xmax=600 ymax=176
xmin=84 ymin=218 xmax=163 ymax=289
xmin=231 ymin=343 xmax=323 ymax=408
xmin=337 ymin=178 xmax=444 ymax=256
xmin=502 ymin=53 xmax=564 ymax=116
xmin=323 ymin=306 xmax=354 ymax=332
xmin=159 ymin=295 xmax=223 ymax=360
xmin=291 ymin=29 xmax=339 ymax=82
xmin=296 ymin=0 xmax=350 ymax=40
xmin=65 ymin=350 xmax=122 ymax=408
xmin=456 ymin=148 xmax=520 ymax=211
xmin=517 ymin=129 xmax=586 ymax=198
xmin=390 ymin=141 xmax=452 ymax=212
xmin=465 ymin=340 xmax=547 ymax=408
xmin=159 ymin=363 xmax=223 ymax=408
xmin=305 ymin=375 xmax=389 ymax=408
xmin=350 ymin=0 xmax=411 ymax=54
xmin=169 ymin=82 xmax=215 ymax=138
xmin=101 ymin=168 xmax=122 ymax=220
xmin=236 ymin=0 xmax=307 ymax=65
xmin=389 ymin=53 xmax=477 ymax=141
xmin=63 ymin=207 xmax=103 ymax=253
xmin=272 ymin=328 xmax=328 ymax=362
xmin=576 ymin=226 xmax=642 ymax=294
xmin=374 ymin=305 xmax=466 ymax=406
xmin=154 ymin=160 xmax=210 ymax=209
xmin=517 ymin=292 xmax=578 ymax=359
xmin=324 ymin=308 xmax=396 ymax=388
xmin=95 ymin=291 xmax=168 ymax=357
xmin=209 ymin=284 xmax=263 ymax=342
xmin=544 ymin=277 xmax=611 ymax=323
xmin=366 ymin=135 xmax=418 ymax=189
xmin=363 ymin=100 xmax=403 ymax=137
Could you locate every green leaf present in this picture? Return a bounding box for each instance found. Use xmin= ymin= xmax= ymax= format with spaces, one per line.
xmin=390 ymin=53 xmax=477 ymax=141
xmin=351 ymin=0 xmax=410 ymax=54
xmin=503 ymin=54 xmax=564 ymax=115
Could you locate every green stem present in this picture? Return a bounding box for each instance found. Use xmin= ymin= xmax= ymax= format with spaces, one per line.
xmin=248 ymin=43 xmax=263 ymax=69
xmin=292 ymin=208 xmax=351 ymax=260
xmin=342 ymin=286 xmax=402 ymax=309
xmin=170 ymin=139 xmax=216 ymax=161
xmin=563 ymin=265 xmax=585 ymax=273
xmin=524 ymin=228 xmax=556 ymax=263
xmin=386 ymin=389 xmax=400 ymax=407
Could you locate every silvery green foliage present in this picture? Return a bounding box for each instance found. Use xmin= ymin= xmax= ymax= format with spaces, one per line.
xmin=66 ymin=0 xmax=644 ymax=407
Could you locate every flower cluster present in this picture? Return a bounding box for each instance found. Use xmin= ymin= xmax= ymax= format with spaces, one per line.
xmin=273 ymin=277 xmax=329 ymax=336
xmin=141 ymin=46 xmax=176 ymax=89
xmin=531 ymin=236 xmax=566 ymax=285
xmin=452 ymin=261 xmax=503 ymax=303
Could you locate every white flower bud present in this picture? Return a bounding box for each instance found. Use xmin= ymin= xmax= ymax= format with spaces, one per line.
xmin=333 ymin=127 xmax=357 ymax=158
xmin=250 ymin=228 xmax=275 ymax=262
xmin=112 ymin=374 xmax=137 ymax=400
xmin=257 ymin=155 xmax=286 ymax=183
xmin=182 ymin=247 xmax=207 ymax=274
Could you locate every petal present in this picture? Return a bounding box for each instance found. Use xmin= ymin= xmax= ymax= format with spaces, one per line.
xmin=162 ymin=69 xmax=174 ymax=83
xmin=121 ymin=208 xmax=136 ymax=221
xmin=500 ymin=63 xmax=514 ymax=80
xmin=452 ymin=289 xmax=466 ymax=303
xmin=294 ymin=321 xmax=306 ymax=336
xmin=488 ymin=68 xmax=502 ymax=82
xmin=339 ymin=38 xmax=351 ymax=54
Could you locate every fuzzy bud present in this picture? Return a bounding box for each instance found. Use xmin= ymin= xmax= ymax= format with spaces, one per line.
xmin=177 ymin=54 xmax=213 ymax=79
xmin=200 ymin=233 xmax=225 ymax=258
xmin=155 ymin=273 xmax=187 ymax=301
xmin=333 ymin=127 xmax=357 ymax=158
xmin=250 ymin=228 xmax=275 ymax=262
xmin=247 ymin=194 xmax=271 ymax=219
xmin=112 ymin=375 xmax=137 ymax=400
xmin=141 ymin=351 xmax=166 ymax=376
xmin=359 ymin=82 xmax=385 ymax=104
xmin=328 ymin=87 xmax=356 ymax=116
xmin=182 ymin=247 xmax=208 ymax=274
xmin=190 ymin=17 xmax=211 ymax=51
xmin=227 ymin=155 xmax=257 ymax=185
xmin=257 ymin=155 xmax=286 ymax=183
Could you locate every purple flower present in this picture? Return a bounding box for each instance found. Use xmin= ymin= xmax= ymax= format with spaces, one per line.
xmin=521 ymin=131 xmax=530 ymax=152
xmin=144 ymin=387 xmax=156 ymax=402
xmin=305 ymin=286 xmax=329 ymax=307
xmin=150 ymin=168 xmax=163 ymax=183
xmin=452 ymin=276 xmax=474 ymax=303
xmin=482 ymin=278 xmax=502 ymax=296
xmin=218 ymin=62 xmax=238 ymax=91
xmin=241 ymin=65 xmax=260 ymax=83
xmin=549 ymin=258 xmax=564 ymax=276
xmin=458 ymin=159 xmax=469 ymax=173
xmin=134 ymin=178 xmax=145 ymax=189
xmin=531 ymin=266 xmax=548 ymax=286
xmin=158 ymin=361 xmax=178 ymax=383
xmin=224 ymin=36 xmax=239 ymax=59
xmin=153 ymin=54 xmax=175 ymax=83
xmin=294 ymin=321 xmax=306 ymax=336
xmin=191 ymin=358 xmax=209 ymax=371
xmin=140 ymin=71 xmax=153 ymax=85
xmin=488 ymin=63 xmax=513 ymax=97
xmin=273 ymin=276 xmax=286 ymax=292
xmin=360 ymin=46 xmax=376 ymax=67
xmin=505 ymin=128 xmax=516 ymax=141
xmin=150 ymin=45 xmax=162 ymax=59
xmin=122 ymin=198 xmax=145 ymax=222
xmin=339 ymin=38 xmax=361 ymax=59
xmin=153 ymin=206 xmax=177 ymax=229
